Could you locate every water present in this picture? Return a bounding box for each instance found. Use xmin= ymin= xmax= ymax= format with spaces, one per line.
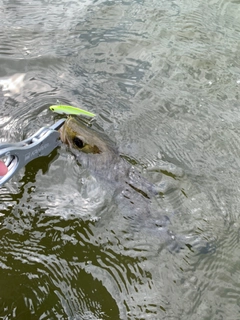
xmin=0 ymin=0 xmax=240 ymax=318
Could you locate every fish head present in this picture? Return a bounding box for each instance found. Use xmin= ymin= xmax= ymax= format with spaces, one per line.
xmin=60 ymin=117 xmax=118 ymax=169
xmin=60 ymin=116 xmax=103 ymax=154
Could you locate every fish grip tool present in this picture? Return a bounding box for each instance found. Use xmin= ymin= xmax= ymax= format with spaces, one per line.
xmin=0 ymin=118 xmax=65 ymax=186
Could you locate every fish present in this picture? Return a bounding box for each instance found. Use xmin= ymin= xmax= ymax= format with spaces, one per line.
xmin=59 ymin=117 xmax=187 ymax=251
xmin=60 ymin=117 xmax=156 ymax=190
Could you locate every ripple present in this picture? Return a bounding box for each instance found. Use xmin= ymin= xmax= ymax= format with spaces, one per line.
xmin=1 ymin=0 xmax=240 ymax=318
xmin=0 ymin=197 xmax=177 ymax=319
xmin=179 ymin=223 xmax=240 ymax=319
xmin=0 ymin=210 xmax=121 ymax=318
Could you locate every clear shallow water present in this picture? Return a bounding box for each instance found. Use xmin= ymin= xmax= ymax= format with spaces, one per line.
xmin=1 ymin=0 xmax=240 ymax=319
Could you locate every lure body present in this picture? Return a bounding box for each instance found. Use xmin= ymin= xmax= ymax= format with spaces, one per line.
xmin=49 ymin=105 xmax=95 ymax=117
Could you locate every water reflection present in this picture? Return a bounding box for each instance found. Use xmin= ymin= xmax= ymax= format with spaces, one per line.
xmin=0 ymin=73 xmax=25 ymax=96
xmin=0 ymin=143 xmax=211 ymax=318
xmin=0 ymin=159 xmax=176 ymax=318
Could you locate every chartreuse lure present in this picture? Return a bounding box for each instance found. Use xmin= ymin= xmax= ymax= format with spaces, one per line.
xmin=49 ymin=105 xmax=95 ymax=117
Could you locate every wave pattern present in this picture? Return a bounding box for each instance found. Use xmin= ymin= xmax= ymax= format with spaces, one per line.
xmin=1 ymin=0 xmax=240 ymax=318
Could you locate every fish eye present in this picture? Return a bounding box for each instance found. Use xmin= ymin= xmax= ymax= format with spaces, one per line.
xmin=73 ymin=137 xmax=84 ymax=149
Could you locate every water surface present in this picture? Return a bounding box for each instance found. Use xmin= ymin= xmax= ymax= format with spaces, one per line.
xmin=1 ymin=0 xmax=240 ymax=319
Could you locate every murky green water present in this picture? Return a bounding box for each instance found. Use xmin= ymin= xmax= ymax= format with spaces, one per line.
xmin=1 ymin=0 xmax=240 ymax=319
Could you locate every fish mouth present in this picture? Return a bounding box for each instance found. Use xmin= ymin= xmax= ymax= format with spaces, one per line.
xmin=59 ymin=124 xmax=70 ymax=146
xmin=59 ymin=125 xmax=66 ymax=143
xmin=59 ymin=117 xmax=81 ymax=146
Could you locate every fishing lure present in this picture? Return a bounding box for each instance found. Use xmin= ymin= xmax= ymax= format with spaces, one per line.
xmin=49 ymin=105 xmax=96 ymax=117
